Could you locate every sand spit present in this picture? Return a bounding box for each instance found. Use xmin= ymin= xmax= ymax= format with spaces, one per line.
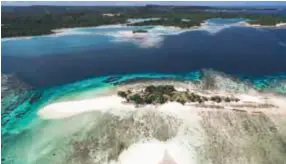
xmin=38 ymin=95 xmax=134 ymax=119
xmin=37 ymin=81 xmax=286 ymax=120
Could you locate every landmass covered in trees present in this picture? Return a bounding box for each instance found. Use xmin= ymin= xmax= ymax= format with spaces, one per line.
xmin=117 ymin=85 xmax=240 ymax=105
xmin=2 ymin=5 xmax=286 ymax=37
xmin=132 ymin=29 xmax=148 ymax=33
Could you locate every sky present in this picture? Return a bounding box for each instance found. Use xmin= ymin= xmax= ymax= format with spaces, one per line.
xmin=2 ymin=1 xmax=286 ymax=7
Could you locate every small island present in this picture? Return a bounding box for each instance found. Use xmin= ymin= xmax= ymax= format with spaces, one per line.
xmin=117 ymin=85 xmax=239 ymax=105
xmin=132 ymin=29 xmax=148 ymax=34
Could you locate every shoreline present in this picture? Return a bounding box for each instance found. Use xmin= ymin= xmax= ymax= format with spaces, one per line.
xmin=37 ymin=80 xmax=286 ymax=120
xmin=237 ymin=22 xmax=286 ymax=29
xmin=51 ymin=24 xmax=126 ymax=33
xmin=2 ymin=21 xmax=286 ymax=40
xmin=1 ymin=24 xmax=125 ymax=40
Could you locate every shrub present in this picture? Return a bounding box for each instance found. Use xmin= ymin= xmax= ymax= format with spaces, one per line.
xmin=117 ymin=91 xmax=127 ymax=98
xmin=211 ymin=96 xmax=222 ymax=103
xmin=177 ymin=99 xmax=186 ymax=105
xmin=145 ymin=94 xmax=157 ymax=104
xmin=145 ymin=85 xmax=156 ymax=93
xmin=157 ymin=95 xmax=168 ymax=104
xmin=145 ymin=85 xmax=175 ymax=94
xmin=224 ymin=97 xmax=231 ymax=102
xmin=129 ymin=94 xmax=144 ymax=104
xmin=202 ymin=96 xmax=208 ymax=101
xmin=159 ymin=85 xmax=175 ymax=94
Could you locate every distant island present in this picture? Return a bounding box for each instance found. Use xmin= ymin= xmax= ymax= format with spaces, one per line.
xmin=128 ymin=13 xmax=286 ymax=28
xmin=117 ymin=85 xmax=239 ymax=105
xmin=2 ymin=5 xmax=286 ymax=37
xmin=132 ymin=29 xmax=148 ymax=34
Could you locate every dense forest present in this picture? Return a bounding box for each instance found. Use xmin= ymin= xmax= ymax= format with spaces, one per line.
xmin=2 ymin=5 xmax=286 ymax=37
xmin=117 ymin=85 xmax=240 ymax=105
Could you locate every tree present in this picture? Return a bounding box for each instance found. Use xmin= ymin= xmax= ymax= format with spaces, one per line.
xmin=224 ymin=97 xmax=231 ymax=102
xmin=145 ymin=94 xmax=157 ymax=104
xmin=145 ymin=85 xmax=156 ymax=93
xmin=177 ymin=99 xmax=186 ymax=105
xmin=157 ymin=95 xmax=168 ymax=104
xmin=129 ymin=94 xmax=144 ymax=104
xmin=117 ymin=91 xmax=127 ymax=98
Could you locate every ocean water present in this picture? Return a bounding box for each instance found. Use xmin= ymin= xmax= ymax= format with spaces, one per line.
xmin=1 ymin=18 xmax=286 ymax=164
xmin=2 ymin=18 xmax=286 ymax=87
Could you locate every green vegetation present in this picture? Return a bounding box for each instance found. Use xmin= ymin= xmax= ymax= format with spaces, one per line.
xmin=2 ymin=6 xmax=286 ymax=37
xmin=117 ymin=85 xmax=240 ymax=105
xmin=132 ymin=29 xmax=148 ymax=33
xmin=129 ymin=18 xmax=201 ymax=28
xmin=117 ymin=91 xmax=128 ymax=98
xmin=247 ymin=14 xmax=286 ymax=25
xmin=129 ymin=12 xmax=286 ymax=28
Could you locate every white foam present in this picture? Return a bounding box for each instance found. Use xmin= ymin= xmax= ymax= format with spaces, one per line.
xmin=275 ymin=23 xmax=286 ymax=27
xmin=117 ymin=140 xmax=165 ymax=164
xmin=104 ymin=26 xmax=190 ymax=48
xmin=116 ymin=107 xmax=203 ymax=164
xmin=109 ymin=31 xmax=164 ymax=48
xmin=116 ymin=139 xmax=197 ymax=164
xmin=196 ymin=20 xmax=249 ymax=35
xmin=197 ymin=23 xmax=231 ymax=34
xmin=48 ymin=28 xmax=94 ymax=37
xmin=115 ymin=103 xmax=203 ymax=164
xmin=1 ymin=36 xmax=33 ymax=42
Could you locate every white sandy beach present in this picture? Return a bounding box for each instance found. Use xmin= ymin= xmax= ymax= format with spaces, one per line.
xmin=38 ymin=95 xmax=134 ymax=119
xmin=239 ymin=22 xmax=286 ymax=28
xmin=37 ymin=83 xmax=286 ymax=120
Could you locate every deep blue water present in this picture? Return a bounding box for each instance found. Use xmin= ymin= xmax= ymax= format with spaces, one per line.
xmin=2 ymin=21 xmax=286 ymax=88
